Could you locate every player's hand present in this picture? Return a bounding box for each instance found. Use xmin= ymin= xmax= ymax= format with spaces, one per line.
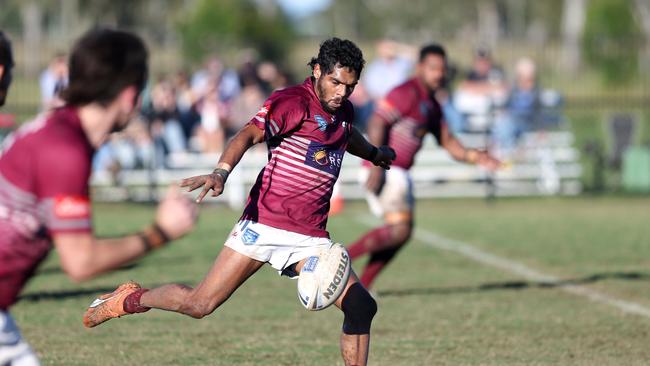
xmin=155 ymin=184 xmax=198 ymax=240
xmin=365 ymin=167 xmax=386 ymax=195
xmin=180 ymin=171 xmax=225 ymax=203
xmin=372 ymin=145 xmax=396 ymax=170
xmin=477 ymin=151 xmax=501 ymax=171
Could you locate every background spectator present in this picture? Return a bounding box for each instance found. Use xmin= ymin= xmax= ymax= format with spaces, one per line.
xmin=39 ymin=53 xmax=68 ymax=110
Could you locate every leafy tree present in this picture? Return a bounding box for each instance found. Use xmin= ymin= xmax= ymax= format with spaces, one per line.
xmin=582 ymin=0 xmax=640 ymax=85
xmin=177 ymin=0 xmax=296 ymax=64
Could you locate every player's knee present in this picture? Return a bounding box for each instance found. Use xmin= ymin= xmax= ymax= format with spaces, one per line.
xmin=180 ymin=294 xmax=220 ymax=319
xmin=390 ymin=222 xmax=412 ymax=245
xmin=341 ymin=283 xmax=377 ymax=335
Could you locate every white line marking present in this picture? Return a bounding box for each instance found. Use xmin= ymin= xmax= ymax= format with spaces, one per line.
xmin=356 ymin=216 xmax=650 ymax=319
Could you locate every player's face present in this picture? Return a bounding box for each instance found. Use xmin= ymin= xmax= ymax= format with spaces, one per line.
xmin=111 ymin=87 xmax=142 ymax=133
xmin=314 ymin=64 xmax=358 ymax=114
xmin=0 ymin=65 xmax=13 ymax=107
xmin=418 ymin=54 xmax=446 ymax=91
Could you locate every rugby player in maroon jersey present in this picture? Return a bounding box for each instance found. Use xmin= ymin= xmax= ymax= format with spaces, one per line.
xmin=347 ymin=44 xmax=500 ymax=289
xmin=0 ymin=29 xmax=197 ymax=365
xmin=84 ymin=38 xmax=395 ymax=366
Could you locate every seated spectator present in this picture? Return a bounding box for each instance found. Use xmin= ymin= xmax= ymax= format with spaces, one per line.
xmin=92 ymin=117 xmax=154 ymax=173
xmin=455 ymin=48 xmax=508 ymax=132
xmin=492 ymin=57 xmax=541 ymax=152
xmin=257 ymin=61 xmax=290 ymax=93
xmin=362 ymin=39 xmax=414 ymax=101
xmin=173 ymin=70 xmax=201 ymax=144
xmin=459 ymin=48 xmax=506 ymax=95
xmin=191 ymin=55 xmax=240 ymax=104
xmin=144 ymin=80 xmax=187 ymax=166
xmin=229 ymin=66 xmax=266 ymax=137
xmin=195 ymin=86 xmax=226 ymax=153
xmin=39 ymin=53 xmax=68 ymax=110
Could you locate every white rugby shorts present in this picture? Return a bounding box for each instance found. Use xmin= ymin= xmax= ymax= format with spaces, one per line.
xmin=359 ymin=166 xmax=415 ymax=217
xmin=224 ymin=220 xmax=333 ymax=278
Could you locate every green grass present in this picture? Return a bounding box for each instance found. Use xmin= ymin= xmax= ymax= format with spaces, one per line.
xmin=11 ymin=196 xmax=650 ymax=365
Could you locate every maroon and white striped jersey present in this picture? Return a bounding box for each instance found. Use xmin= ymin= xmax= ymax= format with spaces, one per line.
xmin=241 ymin=78 xmax=354 ymax=238
xmin=371 ymin=78 xmax=445 ymax=170
xmin=0 ymin=107 xmax=93 ymax=309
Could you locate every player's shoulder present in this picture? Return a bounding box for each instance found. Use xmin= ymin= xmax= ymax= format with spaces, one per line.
xmin=386 ymin=78 xmax=418 ymax=101
xmin=36 ymin=109 xmax=91 ymax=162
xmin=268 ymin=84 xmax=311 ymax=110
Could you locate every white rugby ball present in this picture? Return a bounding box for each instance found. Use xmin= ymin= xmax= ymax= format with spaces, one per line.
xmin=297 ymin=243 xmax=351 ymax=311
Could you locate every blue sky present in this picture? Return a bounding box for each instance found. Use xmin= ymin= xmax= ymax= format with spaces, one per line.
xmin=276 ymin=0 xmax=331 ymax=18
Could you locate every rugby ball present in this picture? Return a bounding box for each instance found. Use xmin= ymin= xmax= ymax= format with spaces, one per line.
xmin=297 ymin=243 xmax=351 ymax=311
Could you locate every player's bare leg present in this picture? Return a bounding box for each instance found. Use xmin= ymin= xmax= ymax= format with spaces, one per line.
xmin=138 ymin=246 xmax=263 ymax=317
xmin=84 ymin=246 xmax=264 ymax=326
xmin=296 ymin=261 xmax=376 ymax=366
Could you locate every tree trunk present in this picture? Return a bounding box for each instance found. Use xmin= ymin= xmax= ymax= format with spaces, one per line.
xmin=633 ymin=0 xmax=650 ymax=76
xmin=560 ymin=0 xmax=587 ymax=74
xmin=477 ymin=0 xmax=500 ymax=49
xmin=21 ymin=1 xmax=42 ymax=77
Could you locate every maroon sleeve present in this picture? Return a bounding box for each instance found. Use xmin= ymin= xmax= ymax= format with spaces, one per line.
xmin=247 ymin=93 xmax=307 ymax=140
xmin=36 ymin=144 xmax=92 ymax=234
xmin=373 ymin=86 xmax=415 ymax=126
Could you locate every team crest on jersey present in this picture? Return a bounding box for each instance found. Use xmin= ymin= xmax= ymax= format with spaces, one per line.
xmin=315 ymin=115 xmax=328 ymax=131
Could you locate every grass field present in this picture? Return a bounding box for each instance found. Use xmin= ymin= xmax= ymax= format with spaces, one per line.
xmin=11 ymin=196 xmax=650 ymax=365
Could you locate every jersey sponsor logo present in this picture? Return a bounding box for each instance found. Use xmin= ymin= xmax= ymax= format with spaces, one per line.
xmin=323 ymin=250 xmax=349 ymax=300
xmin=53 ymin=196 xmax=90 ymax=219
xmin=315 ymin=115 xmax=328 ymax=131
xmin=302 ymin=256 xmax=319 ymax=273
xmin=313 ymin=149 xmax=329 ymax=166
xmin=242 ymin=228 xmax=260 ymax=245
xmin=305 ymin=142 xmax=344 ymax=175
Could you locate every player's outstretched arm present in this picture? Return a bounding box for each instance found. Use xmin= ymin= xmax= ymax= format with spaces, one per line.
xmin=53 ymin=185 xmax=197 ymax=282
xmin=181 ymin=123 xmax=265 ymax=203
xmin=439 ymin=123 xmax=501 ymax=170
xmin=346 ymin=125 xmax=396 ymax=169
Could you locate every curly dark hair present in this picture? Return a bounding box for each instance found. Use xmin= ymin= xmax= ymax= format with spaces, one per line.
xmin=308 ymin=37 xmax=365 ymax=77
xmin=0 ymin=31 xmax=14 ymax=69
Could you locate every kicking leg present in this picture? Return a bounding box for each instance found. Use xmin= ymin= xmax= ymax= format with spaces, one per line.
xmin=84 ymin=246 xmax=264 ymax=327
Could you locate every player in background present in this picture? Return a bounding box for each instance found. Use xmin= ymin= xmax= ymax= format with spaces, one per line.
xmin=347 ymin=44 xmax=500 ymax=289
xmin=84 ymin=38 xmax=395 ymax=366
xmin=0 ymin=29 xmax=197 ymax=365
xmin=0 ymin=31 xmax=13 ymax=108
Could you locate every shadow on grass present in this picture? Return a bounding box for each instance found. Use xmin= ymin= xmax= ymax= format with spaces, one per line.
xmin=35 ymin=255 xmax=195 ymax=276
xmin=18 ymin=281 xmax=194 ymax=303
xmin=378 ymin=271 xmax=650 ymax=297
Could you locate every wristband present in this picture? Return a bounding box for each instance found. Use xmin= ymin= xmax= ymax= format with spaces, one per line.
xmin=212 ymin=168 xmax=230 ymax=183
xmin=368 ymin=146 xmax=379 ymax=162
xmin=139 ymin=223 xmax=171 ymax=252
